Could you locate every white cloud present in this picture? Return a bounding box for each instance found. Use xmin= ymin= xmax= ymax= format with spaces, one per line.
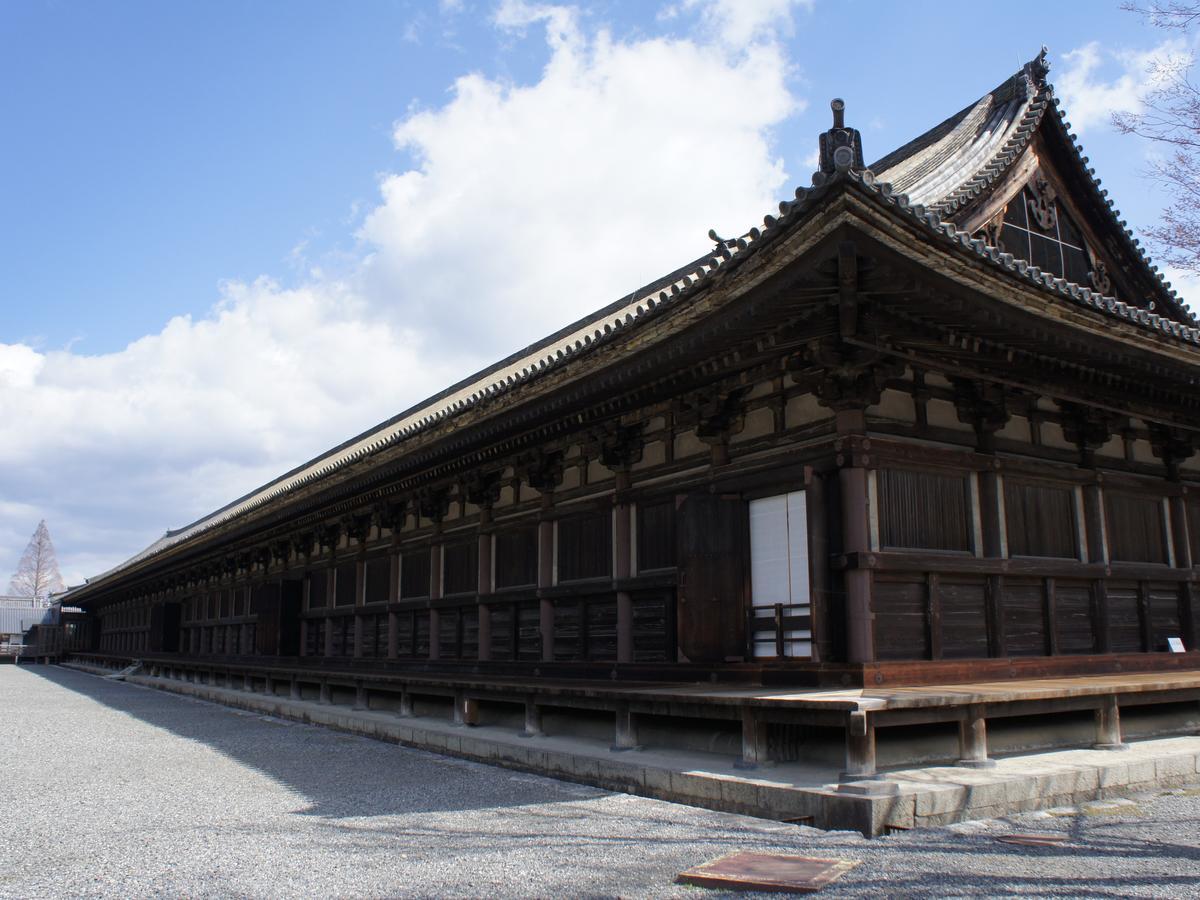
xmin=664 ymin=0 xmax=812 ymax=50
xmin=360 ymin=3 xmax=796 ymax=352
xmin=0 ymin=4 xmax=802 ymax=585
xmin=1056 ymin=38 xmax=1191 ymax=133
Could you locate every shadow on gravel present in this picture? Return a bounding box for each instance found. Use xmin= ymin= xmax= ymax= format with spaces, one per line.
xmin=23 ymin=665 xmax=608 ymax=820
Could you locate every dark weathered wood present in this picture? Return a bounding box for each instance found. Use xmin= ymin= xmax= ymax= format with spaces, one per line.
xmin=557 ymin=510 xmax=613 ymax=582
xmin=927 ymin=573 xmax=944 ymax=660
xmin=675 ymin=493 xmax=748 ymax=664
xmin=495 ymin=526 xmax=538 ymax=589
xmin=636 ymin=499 xmax=675 ymax=572
xmin=442 ymin=540 xmax=478 ymax=596
xmin=1004 ymin=479 xmax=1078 ymax=559
xmin=1107 ymin=492 xmax=1168 ymax=565
xmin=878 ymin=468 xmax=972 ymax=552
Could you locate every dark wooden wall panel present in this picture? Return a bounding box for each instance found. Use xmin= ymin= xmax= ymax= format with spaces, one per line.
xmin=414 ymin=610 xmax=430 ymax=657
xmin=309 ymin=573 xmax=328 ymax=609
xmin=675 ymin=494 xmax=747 ymax=663
xmin=940 ymin=579 xmax=989 ymax=659
xmin=1107 ymin=493 xmax=1167 ymax=564
xmin=360 ymin=614 xmax=380 ymax=658
xmin=558 ymin=512 xmax=612 ymax=582
xmin=517 ymin=603 xmax=541 ymax=660
xmin=462 ymin=608 xmax=479 ymax=660
xmin=632 ymin=592 xmax=675 ymax=662
xmin=443 ymin=541 xmax=478 ymax=596
xmin=1147 ymin=582 xmax=1182 ymax=652
xmin=873 ymin=577 xmax=929 ymax=660
xmin=553 ymin=602 xmax=582 ymax=661
xmin=304 ymin=619 xmax=325 ymax=657
xmin=438 ymin=610 xmax=459 ymax=658
xmin=1004 ymin=480 xmax=1077 ymax=559
xmin=587 ymin=599 xmax=618 ymax=661
xmin=400 ymin=550 xmax=431 ymax=599
xmin=489 ymin=605 xmax=514 ymax=660
xmin=335 ymin=562 xmax=356 ymax=607
xmin=637 ymin=500 xmax=676 ymax=572
xmin=878 ymin=469 xmax=972 ymax=552
xmin=395 ymin=613 xmax=415 ymax=657
xmin=365 ymin=557 xmax=391 ymax=605
xmin=495 ymin=527 xmax=538 ymax=589
xmin=1052 ymin=581 xmax=1096 ymax=654
xmin=1106 ymin=581 xmax=1143 ymax=652
xmin=1002 ymin=578 xmax=1047 ymax=656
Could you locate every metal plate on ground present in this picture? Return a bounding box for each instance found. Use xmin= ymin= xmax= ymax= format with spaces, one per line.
xmin=995 ymin=833 xmax=1069 ymax=848
xmin=677 ymin=852 xmax=859 ymax=893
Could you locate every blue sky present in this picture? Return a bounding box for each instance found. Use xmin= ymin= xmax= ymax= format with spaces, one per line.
xmin=1 ymin=0 xmax=1193 ymax=583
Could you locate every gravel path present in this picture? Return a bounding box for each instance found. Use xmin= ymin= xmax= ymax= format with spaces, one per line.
xmin=2 ymin=664 xmax=1199 ymax=898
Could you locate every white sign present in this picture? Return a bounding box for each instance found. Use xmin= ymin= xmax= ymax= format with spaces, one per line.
xmin=1167 ymin=637 xmax=1186 ymax=653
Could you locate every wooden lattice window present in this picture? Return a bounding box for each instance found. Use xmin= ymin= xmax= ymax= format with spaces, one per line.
xmin=877 ymin=468 xmax=973 ymax=553
xmin=557 ymin=511 xmax=612 ymax=582
xmin=442 ymin=540 xmax=478 ymax=596
xmin=495 ymin=526 xmax=538 ymax=589
xmin=400 ymin=548 xmax=431 ymax=599
xmin=1004 ymin=480 xmax=1078 ymax=559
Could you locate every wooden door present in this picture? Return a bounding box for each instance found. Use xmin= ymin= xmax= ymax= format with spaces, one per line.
xmin=675 ymin=493 xmax=748 ymax=663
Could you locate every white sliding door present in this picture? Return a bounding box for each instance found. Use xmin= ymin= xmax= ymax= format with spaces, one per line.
xmin=749 ymin=491 xmax=812 ymax=658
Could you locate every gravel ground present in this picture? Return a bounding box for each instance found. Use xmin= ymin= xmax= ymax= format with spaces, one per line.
xmin=2 ymin=664 xmax=1199 ymax=899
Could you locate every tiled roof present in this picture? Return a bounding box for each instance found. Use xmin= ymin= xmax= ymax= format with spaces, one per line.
xmin=71 ymin=50 xmax=1200 ymax=598
xmin=872 ymin=54 xmax=1048 ymax=213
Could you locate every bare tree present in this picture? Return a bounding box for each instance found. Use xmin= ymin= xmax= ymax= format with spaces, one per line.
xmin=8 ymin=520 xmax=66 ymax=602
xmin=1116 ymin=3 xmax=1200 ymax=274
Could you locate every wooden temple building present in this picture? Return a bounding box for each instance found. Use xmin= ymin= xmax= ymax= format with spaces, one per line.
xmin=65 ymin=53 xmax=1200 ymax=781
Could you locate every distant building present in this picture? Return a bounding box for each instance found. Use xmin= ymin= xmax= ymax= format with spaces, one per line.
xmin=0 ymin=597 xmax=55 ymax=656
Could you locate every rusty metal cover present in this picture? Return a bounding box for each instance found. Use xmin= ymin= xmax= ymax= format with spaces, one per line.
xmin=677 ymin=852 xmax=859 ymax=893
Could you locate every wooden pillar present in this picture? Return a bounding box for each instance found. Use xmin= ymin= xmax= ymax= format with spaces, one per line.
xmin=838 ymin=422 xmax=874 ymax=663
xmin=387 ymin=543 xmax=400 ymax=659
xmin=353 ymin=556 xmax=366 ymax=658
xmin=538 ymin=514 xmax=555 ymax=662
xmin=1095 ymin=695 xmax=1128 ymax=750
xmin=478 ymin=518 xmax=493 ymax=662
xmin=1170 ymin=495 xmax=1192 ymax=569
xmin=738 ymin=707 xmax=769 ymax=768
xmin=957 ymin=704 xmax=995 ymax=767
xmin=615 ymin=481 xmax=634 ymax=665
xmin=1084 ymin=483 xmax=1111 ymax=653
xmin=429 ymin=543 xmax=442 ymax=662
xmin=453 ymin=690 xmax=479 ymax=726
xmin=324 ymin=568 xmax=335 ymax=658
xmin=806 ymin=469 xmax=830 ymax=663
xmin=612 ymin=702 xmax=639 ymax=751
xmin=841 ymin=710 xmax=877 ymax=780
xmin=523 ymin=696 xmax=543 ymax=737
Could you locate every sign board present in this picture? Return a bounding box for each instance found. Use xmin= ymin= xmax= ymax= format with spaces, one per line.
xmin=1168 ymin=637 xmax=1186 ymax=653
